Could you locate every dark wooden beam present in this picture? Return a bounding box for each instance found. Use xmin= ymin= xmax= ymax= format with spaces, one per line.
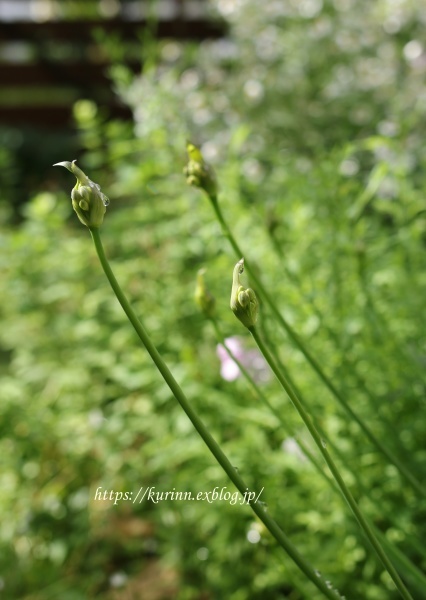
xmin=0 ymin=61 xmax=140 ymax=86
xmin=0 ymin=19 xmax=225 ymax=42
xmin=0 ymin=104 xmax=133 ymax=127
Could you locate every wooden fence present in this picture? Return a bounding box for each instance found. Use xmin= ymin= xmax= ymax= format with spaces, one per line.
xmin=0 ymin=0 xmax=225 ymax=128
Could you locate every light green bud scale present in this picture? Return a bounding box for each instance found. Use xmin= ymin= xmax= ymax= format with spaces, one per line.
xmin=184 ymin=142 xmax=217 ymax=199
xmin=195 ymin=268 xmax=216 ymax=319
xmin=230 ymin=258 xmax=259 ymax=329
xmin=54 ymin=160 xmax=109 ymax=228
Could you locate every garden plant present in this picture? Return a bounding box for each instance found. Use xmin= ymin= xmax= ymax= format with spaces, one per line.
xmin=1 ymin=1 xmax=425 ymax=598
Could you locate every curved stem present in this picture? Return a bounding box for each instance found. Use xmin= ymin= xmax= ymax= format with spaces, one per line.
xmin=249 ymin=324 xmax=413 ymax=600
xmin=210 ymin=318 xmax=283 ymax=426
xmin=213 ymin=320 xmax=426 ymax=593
xmin=208 ymin=195 xmax=425 ymax=499
xmin=89 ymin=227 xmax=341 ymax=600
xmin=259 ymin=316 xmax=426 ymax=561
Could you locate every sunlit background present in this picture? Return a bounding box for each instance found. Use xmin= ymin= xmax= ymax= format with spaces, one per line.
xmin=0 ymin=1 xmax=425 ymax=599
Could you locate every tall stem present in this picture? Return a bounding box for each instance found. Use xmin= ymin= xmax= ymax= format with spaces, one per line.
xmin=249 ymin=325 xmax=413 ymax=600
xmin=209 ymin=195 xmax=425 ymax=499
xmin=213 ymin=321 xmax=426 ymax=593
xmin=89 ymin=227 xmax=341 ymax=600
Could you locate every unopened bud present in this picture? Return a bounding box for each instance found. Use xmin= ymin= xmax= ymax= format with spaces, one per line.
xmin=184 ymin=142 xmax=217 ymax=199
xmin=54 ymin=160 xmax=109 ymax=228
xmin=195 ymin=268 xmax=216 ymax=318
xmin=230 ymin=259 xmax=259 ymax=329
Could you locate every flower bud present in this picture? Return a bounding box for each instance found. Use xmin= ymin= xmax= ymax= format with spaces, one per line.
xmin=184 ymin=142 xmax=217 ymax=199
xmin=230 ymin=259 xmax=259 ymax=329
xmin=54 ymin=160 xmax=109 ymax=228
xmin=195 ymin=268 xmax=216 ymax=318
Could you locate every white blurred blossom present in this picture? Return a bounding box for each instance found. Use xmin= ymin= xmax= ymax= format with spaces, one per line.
xmin=216 ymin=336 xmax=270 ymax=383
xmin=281 ymin=437 xmax=307 ymax=462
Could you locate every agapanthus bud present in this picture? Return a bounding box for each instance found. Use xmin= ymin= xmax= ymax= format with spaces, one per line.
xmin=230 ymin=259 xmax=259 ymax=329
xmin=184 ymin=142 xmax=217 ymax=198
xmin=54 ymin=160 xmax=109 ymax=228
xmin=195 ymin=268 xmax=216 ymax=318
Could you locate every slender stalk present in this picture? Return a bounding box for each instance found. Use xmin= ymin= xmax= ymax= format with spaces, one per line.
xmin=259 ymin=316 xmax=426 ymax=561
xmin=248 ymin=324 xmax=413 ymax=600
xmin=89 ymin=227 xmax=341 ymax=600
xmin=208 ymin=195 xmax=425 ymax=499
xmin=213 ymin=320 xmax=426 ymax=593
xmin=211 ymin=318 xmax=330 ymax=474
xmin=210 ymin=318 xmax=283 ymax=426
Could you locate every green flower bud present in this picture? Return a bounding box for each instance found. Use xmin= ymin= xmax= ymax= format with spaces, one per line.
xmin=195 ymin=268 xmax=216 ymax=318
xmin=230 ymin=259 xmax=259 ymax=329
xmin=184 ymin=142 xmax=217 ymax=198
xmin=54 ymin=160 xmax=109 ymax=228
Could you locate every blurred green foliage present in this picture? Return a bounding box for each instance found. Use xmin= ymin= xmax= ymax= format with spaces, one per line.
xmin=1 ymin=0 xmax=426 ymax=598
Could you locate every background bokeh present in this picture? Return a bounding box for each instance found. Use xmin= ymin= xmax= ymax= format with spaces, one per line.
xmin=1 ymin=1 xmax=425 ymax=598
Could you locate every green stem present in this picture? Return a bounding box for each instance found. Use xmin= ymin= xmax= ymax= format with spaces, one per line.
xmin=213 ymin=320 xmax=426 ymax=593
xmin=249 ymin=325 xmax=413 ymax=600
xmin=209 ymin=195 xmax=425 ymax=499
xmin=89 ymin=227 xmax=341 ymax=600
xmin=210 ymin=318 xmax=283 ymax=426
xmin=259 ymin=316 xmax=426 ymax=561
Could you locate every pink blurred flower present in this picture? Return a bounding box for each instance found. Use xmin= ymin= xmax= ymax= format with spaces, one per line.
xmin=216 ymin=336 xmax=270 ymax=383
